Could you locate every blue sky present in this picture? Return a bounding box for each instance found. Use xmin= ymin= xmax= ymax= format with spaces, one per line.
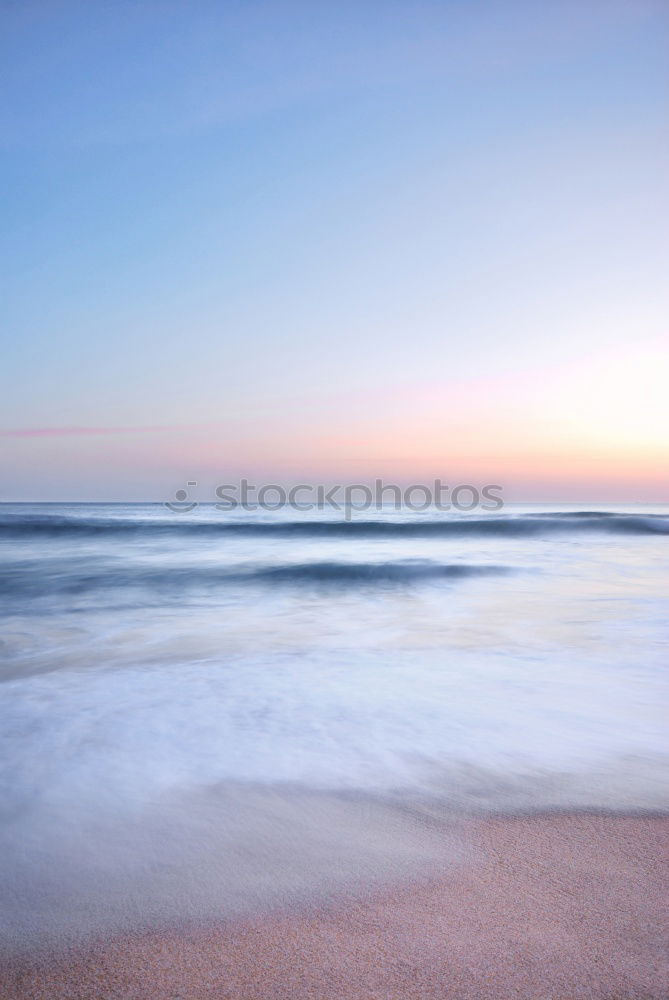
xmin=2 ymin=0 xmax=667 ymax=499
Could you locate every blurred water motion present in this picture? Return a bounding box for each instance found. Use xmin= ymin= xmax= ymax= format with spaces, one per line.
xmin=1 ymin=502 xmax=667 ymax=952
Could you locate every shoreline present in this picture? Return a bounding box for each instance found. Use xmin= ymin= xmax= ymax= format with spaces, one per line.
xmin=3 ymin=811 xmax=668 ymax=999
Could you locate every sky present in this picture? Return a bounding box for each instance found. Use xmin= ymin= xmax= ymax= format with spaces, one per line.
xmin=1 ymin=0 xmax=668 ymax=501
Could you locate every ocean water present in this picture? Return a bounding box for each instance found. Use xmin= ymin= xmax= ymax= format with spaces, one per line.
xmin=1 ymin=502 xmax=668 ymax=952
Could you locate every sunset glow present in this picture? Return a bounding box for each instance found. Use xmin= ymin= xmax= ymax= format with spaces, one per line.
xmin=2 ymin=1 xmax=667 ymax=499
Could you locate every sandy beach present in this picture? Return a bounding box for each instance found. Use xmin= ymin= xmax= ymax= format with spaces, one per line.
xmin=4 ymin=812 xmax=667 ymax=1000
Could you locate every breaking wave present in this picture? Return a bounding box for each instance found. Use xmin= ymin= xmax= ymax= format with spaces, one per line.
xmin=0 ymin=558 xmax=512 ymax=599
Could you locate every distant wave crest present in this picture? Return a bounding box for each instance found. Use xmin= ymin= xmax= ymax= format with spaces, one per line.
xmin=0 ymin=511 xmax=667 ymax=538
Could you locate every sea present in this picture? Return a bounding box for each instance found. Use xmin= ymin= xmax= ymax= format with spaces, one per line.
xmin=1 ymin=502 xmax=667 ymax=953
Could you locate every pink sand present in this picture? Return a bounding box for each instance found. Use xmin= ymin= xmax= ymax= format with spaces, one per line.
xmin=4 ymin=813 xmax=668 ymax=999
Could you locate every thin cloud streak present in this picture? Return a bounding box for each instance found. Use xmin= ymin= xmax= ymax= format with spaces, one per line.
xmin=0 ymin=426 xmax=180 ymax=438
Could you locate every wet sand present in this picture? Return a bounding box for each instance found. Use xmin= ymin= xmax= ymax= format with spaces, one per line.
xmin=3 ymin=813 xmax=668 ymax=1000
